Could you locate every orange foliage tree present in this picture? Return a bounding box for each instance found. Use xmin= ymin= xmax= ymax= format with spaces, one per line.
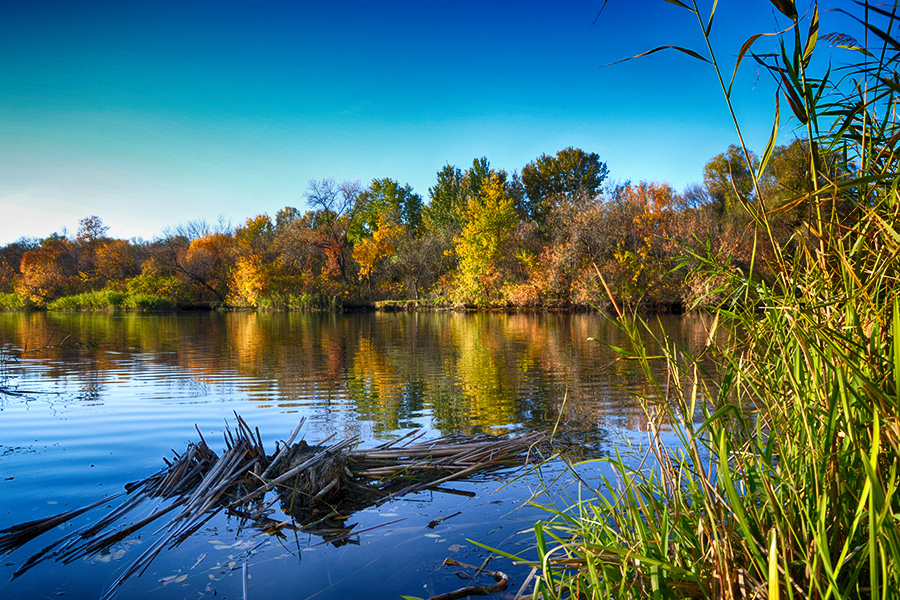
xmin=602 ymin=181 xmax=684 ymax=308
xmin=182 ymin=232 xmax=234 ymax=302
xmin=16 ymin=237 xmax=78 ymax=305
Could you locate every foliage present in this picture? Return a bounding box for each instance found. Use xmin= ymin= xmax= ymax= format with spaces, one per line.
xmin=124 ymin=273 xmax=193 ymax=305
xmin=16 ymin=238 xmax=78 ymax=306
xmin=0 ymin=292 xmax=34 ymax=311
xmin=425 ymin=164 xmax=467 ymax=233
xmin=0 ymin=116 xmax=824 ymax=310
xmin=702 ymin=143 xmax=757 ymax=218
xmin=351 ymin=178 xmax=423 ymax=241
xmin=352 ymin=217 xmax=404 ymax=299
xmin=522 ymin=146 xmax=608 ymax=233
xmin=454 ymin=173 xmax=520 ymax=305
xmin=47 ymin=289 xmax=126 ymax=311
xmin=256 ymin=292 xmax=343 ymax=311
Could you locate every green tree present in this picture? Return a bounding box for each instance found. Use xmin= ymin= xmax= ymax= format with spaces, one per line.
xmin=351 ymin=178 xmax=423 ymax=241
xmin=703 ymin=144 xmax=758 ymax=218
xmin=425 ymin=164 xmax=467 ymax=232
xmin=521 ymin=147 xmax=608 ymax=233
xmin=425 ymin=158 xmax=523 ymax=234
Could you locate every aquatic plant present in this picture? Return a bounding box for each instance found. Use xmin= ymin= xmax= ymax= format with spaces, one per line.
xmin=522 ymin=1 xmax=900 ymax=597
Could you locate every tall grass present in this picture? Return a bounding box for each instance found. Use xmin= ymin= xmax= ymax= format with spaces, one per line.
xmin=525 ymin=1 xmax=900 ymax=598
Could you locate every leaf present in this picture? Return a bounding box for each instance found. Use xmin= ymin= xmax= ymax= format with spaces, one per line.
xmin=757 ymin=95 xmax=780 ymax=181
xmin=880 ymin=76 xmax=900 ymax=94
xmin=779 ymin=69 xmax=809 ymax=124
xmin=590 ymin=0 xmax=610 ymax=26
xmin=768 ymin=529 xmax=780 ymax=600
xmin=662 ymin=0 xmax=694 ymax=12
xmin=604 ymin=45 xmax=709 ymax=68
xmin=705 ymin=0 xmax=719 ymax=35
xmin=730 ymin=33 xmax=767 ymax=95
xmin=803 ymin=5 xmax=819 ymax=65
xmin=769 ymin=0 xmax=797 ymax=19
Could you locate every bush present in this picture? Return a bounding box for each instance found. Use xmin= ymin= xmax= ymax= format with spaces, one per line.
xmin=47 ymin=289 xmax=126 ymax=311
xmin=0 ymin=293 xmax=35 ymax=311
xmin=257 ymin=292 xmax=343 ymax=311
xmin=123 ymin=294 xmax=175 ymax=311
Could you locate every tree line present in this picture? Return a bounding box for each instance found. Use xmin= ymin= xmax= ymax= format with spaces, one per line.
xmin=0 ymin=141 xmax=825 ymax=311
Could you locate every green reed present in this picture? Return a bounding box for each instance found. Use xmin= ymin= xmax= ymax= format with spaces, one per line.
xmin=523 ymin=1 xmax=900 ymax=598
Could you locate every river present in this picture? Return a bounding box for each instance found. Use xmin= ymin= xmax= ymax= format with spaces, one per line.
xmin=0 ymin=311 xmax=712 ymax=600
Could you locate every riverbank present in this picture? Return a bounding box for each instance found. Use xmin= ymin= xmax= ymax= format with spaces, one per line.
xmin=0 ymin=292 xmax=686 ymax=315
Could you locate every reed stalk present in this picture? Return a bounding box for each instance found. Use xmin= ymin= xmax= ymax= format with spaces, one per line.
xmin=522 ymin=1 xmax=900 ymax=598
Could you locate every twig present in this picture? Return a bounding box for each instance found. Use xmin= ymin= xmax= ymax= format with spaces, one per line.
xmin=427 ymin=511 xmax=462 ymax=529
xmin=260 ymin=417 xmax=306 ymax=479
xmin=426 ymin=558 xmax=509 ymax=600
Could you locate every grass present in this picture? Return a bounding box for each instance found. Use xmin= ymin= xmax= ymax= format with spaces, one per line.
xmin=519 ymin=1 xmax=900 ymax=598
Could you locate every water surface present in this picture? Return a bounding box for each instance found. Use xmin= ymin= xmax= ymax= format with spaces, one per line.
xmin=0 ymin=311 xmax=712 ymax=600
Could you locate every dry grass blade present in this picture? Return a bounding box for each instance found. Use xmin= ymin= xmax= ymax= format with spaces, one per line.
xmin=0 ymin=491 xmax=124 ymax=555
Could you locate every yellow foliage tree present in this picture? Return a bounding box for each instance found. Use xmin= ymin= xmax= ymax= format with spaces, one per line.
xmin=230 ymin=254 xmax=269 ymax=306
xmin=352 ymin=216 xmax=403 ymax=299
xmin=454 ymin=174 xmax=518 ymax=305
xmin=605 ymin=181 xmax=682 ymax=307
xmin=94 ymin=240 xmax=139 ymax=283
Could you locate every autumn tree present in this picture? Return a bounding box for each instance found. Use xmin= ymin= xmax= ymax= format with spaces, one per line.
xmin=601 ymin=182 xmax=683 ymax=307
xmin=352 ymin=216 xmax=404 ymax=299
xmin=95 ymin=239 xmax=140 ymax=283
xmin=0 ymin=238 xmax=38 ymax=293
xmin=302 ymin=179 xmax=361 ymax=288
xmin=454 ymin=174 xmax=520 ymax=305
xmin=184 ymin=232 xmax=234 ymax=302
xmin=390 ymin=232 xmax=454 ymax=301
xmin=73 ymin=216 xmax=112 ymax=284
xmin=16 ymin=236 xmax=79 ymax=305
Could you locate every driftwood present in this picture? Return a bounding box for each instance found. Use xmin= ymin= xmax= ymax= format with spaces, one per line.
xmin=0 ymin=414 xmax=544 ymax=598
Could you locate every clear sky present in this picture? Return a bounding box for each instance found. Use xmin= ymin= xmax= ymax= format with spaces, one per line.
xmin=0 ymin=1 xmax=855 ymax=244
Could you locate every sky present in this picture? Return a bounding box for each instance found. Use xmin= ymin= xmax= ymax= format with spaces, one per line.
xmin=0 ymin=0 xmax=857 ymax=244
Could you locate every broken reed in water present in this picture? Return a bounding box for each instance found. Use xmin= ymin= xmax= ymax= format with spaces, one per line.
xmin=0 ymin=414 xmax=544 ymax=599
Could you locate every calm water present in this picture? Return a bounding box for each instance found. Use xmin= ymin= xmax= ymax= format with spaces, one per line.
xmin=0 ymin=311 xmax=712 ymax=600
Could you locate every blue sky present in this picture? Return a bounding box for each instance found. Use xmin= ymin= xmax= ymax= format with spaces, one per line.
xmin=0 ymin=1 xmax=853 ymax=243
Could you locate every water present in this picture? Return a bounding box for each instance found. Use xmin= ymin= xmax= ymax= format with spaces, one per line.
xmin=0 ymin=311 xmax=713 ymax=600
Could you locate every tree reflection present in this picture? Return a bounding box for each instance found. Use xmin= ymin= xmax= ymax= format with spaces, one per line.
xmin=0 ymin=312 xmax=718 ymax=436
